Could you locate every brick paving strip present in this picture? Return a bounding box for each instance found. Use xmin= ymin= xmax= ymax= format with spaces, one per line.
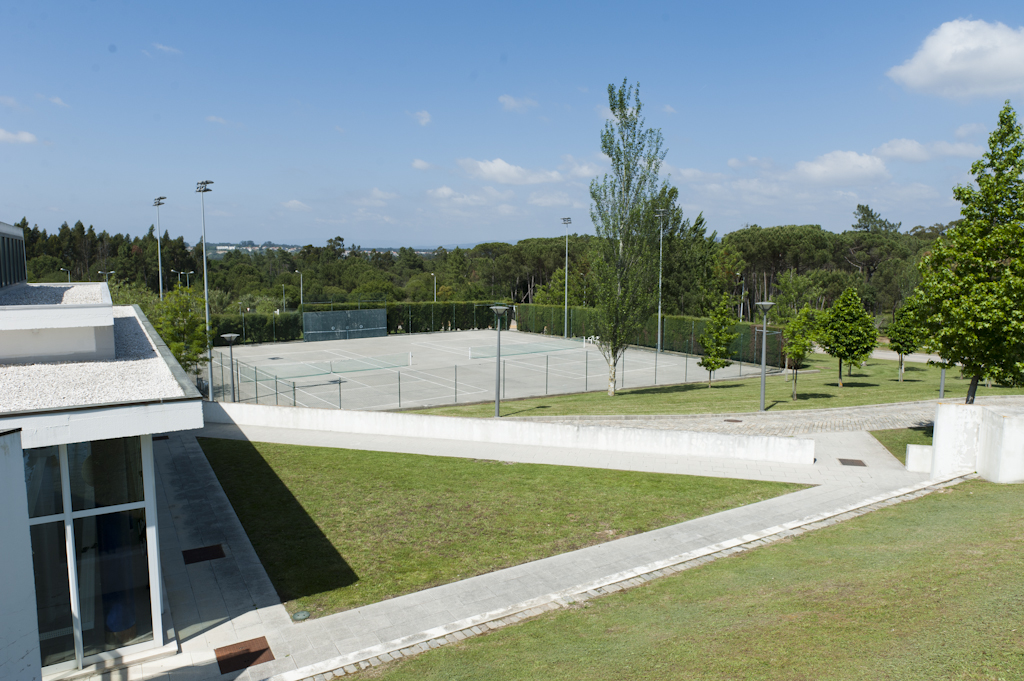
xmin=512 ymin=395 xmax=1024 ymax=437
xmin=275 ymin=474 xmax=976 ymax=680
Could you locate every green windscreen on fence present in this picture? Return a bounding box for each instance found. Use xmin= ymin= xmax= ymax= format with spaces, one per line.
xmin=303 ymin=309 xmax=387 ymax=341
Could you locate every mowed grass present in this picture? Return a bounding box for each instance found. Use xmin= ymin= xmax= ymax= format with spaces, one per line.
xmin=198 ymin=438 xmax=803 ymax=617
xmin=413 ymin=353 xmax=1024 ymax=418
xmin=372 ymin=479 xmax=1024 ymax=681
xmin=870 ymin=426 xmax=934 ymax=465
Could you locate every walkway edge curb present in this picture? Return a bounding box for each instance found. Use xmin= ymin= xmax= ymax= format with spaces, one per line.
xmin=266 ymin=470 xmax=977 ymax=681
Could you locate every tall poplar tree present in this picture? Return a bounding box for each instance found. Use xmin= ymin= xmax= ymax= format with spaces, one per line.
xmin=590 ymin=79 xmax=669 ymax=395
xmin=916 ymin=101 xmax=1024 ymax=403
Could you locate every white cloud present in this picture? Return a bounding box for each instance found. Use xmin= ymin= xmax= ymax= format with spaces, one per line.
xmin=527 ymin=191 xmax=573 ymax=207
xmin=497 ymin=204 xmax=517 ymax=216
xmin=413 ymin=110 xmax=431 ymax=126
xmin=48 ymin=96 xmax=69 ymax=108
xmin=561 ymin=155 xmax=601 ymax=179
xmin=887 ymin=19 xmax=1024 ymax=98
xmin=206 ymin=115 xmax=227 ymax=124
xmin=353 ymin=188 xmax=399 ymax=207
xmin=428 ymin=185 xmax=512 ymax=206
xmin=873 ymin=138 xmax=983 ymax=161
xmin=499 ymin=94 xmax=538 ymax=112
xmin=955 ymin=123 xmax=986 ymax=139
xmin=0 ymin=96 xmax=18 ymax=108
xmin=283 ymin=200 xmax=311 ymax=212
xmin=663 ymin=104 xmax=676 ymax=113
xmin=792 ymin=150 xmax=889 ymax=184
xmin=727 ymin=156 xmax=773 ymax=170
xmin=0 ymin=128 xmax=36 ymax=144
xmin=412 ymin=159 xmax=431 ymax=170
xmin=335 ymin=126 xmax=345 ymax=134
xmin=458 ymin=157 xmax=561 ymax=185
xmin=153 ymin=43 xmax=181 ymax=54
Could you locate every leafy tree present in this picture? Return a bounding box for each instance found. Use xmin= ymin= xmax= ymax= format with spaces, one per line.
xmin=697 ymin=295 xmax=738 ymax=387
xmin=783 ymin=306 xmax=817 ymax=399
xmin=590 ymin=79 xmax=668 ymax=395
xmin=887 ymin=299 xmax=926 ymax=382
xmin=154 ymin=285 xmax=212 ymax=376
xmin=818 ymin=287 xmax=877 ymax=387
xmin=916 ymin=101 xmax=1024 ymax=403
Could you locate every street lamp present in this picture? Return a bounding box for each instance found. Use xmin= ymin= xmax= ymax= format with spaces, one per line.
xmin=653 ymin=208 xmax=669 ymax=383
xmin=220 ymin=333 xmax=240 ymax=402
xmin=295 ymin=270 xmax=303 ymax=314
xmin=154 ymin=196 xmax=166 ymax=300
xmin=171 ymin=269 xmax=194 ymax=287
xmin=98 ymin=270 xmax=115 ymax=283
xmin=59 ymin=267 xmax=71 ymax=283
xmin=561 ymin=217 xmax=571 ymax=337
xmin=431 ymin=272 xmax=436 ymax=302
xmin=490 ymin=305 xmax=509 ymax=418
xmin=756 ymin=301 xmax=775 ymax=412
xmin=197 ymin=180 xmax=214 ymax=401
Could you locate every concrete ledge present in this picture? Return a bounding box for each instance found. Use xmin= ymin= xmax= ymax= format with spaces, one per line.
xmin=905 ymin=444 xmax=933 ymax=473
xmin=203 ymin=402 xmax=816 ymax=465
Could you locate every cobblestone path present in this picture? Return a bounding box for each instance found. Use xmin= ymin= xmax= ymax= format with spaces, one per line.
xmin=512 ymin=395 xmax=1024 ymax=437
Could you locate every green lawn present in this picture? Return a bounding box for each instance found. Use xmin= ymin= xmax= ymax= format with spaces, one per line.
xmin=413 ymin=353 xmax=1024 ymax=418
xmin=373 ymin=479 xmax=1024 ymax=680
xmin=198 ymin=438 xmax=803 ymax=617
xmin=870 ymin=427 xmax=934 ymax=465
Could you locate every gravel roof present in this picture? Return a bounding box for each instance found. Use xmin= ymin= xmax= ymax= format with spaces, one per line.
xmin=0 ymin=307 xmax=187 ymax=413
xmin=0 ymin=283 xmax=104 ymax=306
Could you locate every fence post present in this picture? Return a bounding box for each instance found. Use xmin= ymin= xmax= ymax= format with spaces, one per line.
xmin=585 ymin=351 xmax=588 ymax=391
xmin=503 ymin=360 xmax=506 ymax=399
xmin=338 ymin=379 xmax=342 ymax=409
xmin=275 ymin=376 xmax=279 ymax=406
xmin=220 ymin=356 xmax=224 ymax=399
xmin=454 ymin=365 xmax=457 ymax=404
xmin=398 ymin=370 xmax=401 ymax=408
xmin=739 ymin=332 xmax=743 ymax=376
xmin=255 ymin=373 xmax=259 ymax=404
xmin=292 ymin=383 xmax=296 ymax=406
xmin=545 ymin=355 xmax=548 ymax=395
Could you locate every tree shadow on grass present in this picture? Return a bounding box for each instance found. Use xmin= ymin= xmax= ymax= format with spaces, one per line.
xmin=624 ymin=383 xmax=744 ymax=397
xmin=197 ymin=437 xmax=359 ymax=603
xmin=825 ymin=382 xmax=879 ymax=389
xmin=790 ymin=392 xmax=838 ymax=401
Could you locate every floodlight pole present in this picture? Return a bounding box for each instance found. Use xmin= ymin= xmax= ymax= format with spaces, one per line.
xmin=654 ymin=208 xmax=669 ymax=383
xmin=561 ymin=217 xmax=571 ymax=337
xmin=756 ymin=301 xmax=775 ymax=411
xmin=221 ymin=333 xmax=239 ymax=402
xmin=295 ymin=270 xmax=303 ymax=314
xmin=197 ymin=180 xmax=214 ymax=401
xmin=60 ymin=267 xmax=71 ymax=283
xmin=491 ymin=305 xmax=509 ymax=418
xmin=431 ymin=273 xmax=436 ymax=302
xmin=154 ymin=196 xmax=166 ymax=300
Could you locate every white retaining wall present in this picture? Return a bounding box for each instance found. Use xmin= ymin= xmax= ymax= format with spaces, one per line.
xmin=927 ymin=402 xmax=1024 ymax=484
xmin=203 ymin=402 xmax=816 ymax=466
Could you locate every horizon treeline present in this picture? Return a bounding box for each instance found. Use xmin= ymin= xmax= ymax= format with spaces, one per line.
xmin=16 ymin=205 xmax=955 ymax=325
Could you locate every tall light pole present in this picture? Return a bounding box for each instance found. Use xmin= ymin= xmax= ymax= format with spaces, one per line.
xmin=654 ymin=208 xmax=668 ymax=364
xmin=756 ymin=301 xmax=775 ymax=411
xmin=490 ymin=305 xmax=509 ymax=417
xmin=561 ymin=217 xmax=571 ymax=337
xmin=60 ymin=267 xmax=71 ymax=283
xmin=197 ymin=180 xmax=214 ymax=401
xmin=295 ymin=270 xmax=303 ymax=314
xmin=431 ymin=273 xmax=436 ymax=302
xmin=99 ymin=270 xmax=115 ymax=283
xmin=154 ymin=196 xmax=166 ymax=300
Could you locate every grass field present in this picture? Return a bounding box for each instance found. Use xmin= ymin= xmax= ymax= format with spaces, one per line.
xmin=412 ymin=353 xmax=1024 ymax=418
xmin=371 ymin=479 xmax=1024 ymax=680
xmin=870 ymin=427 xmax=934 ymax=465
xmin=197 ymin=438 xmax=803 ymax=617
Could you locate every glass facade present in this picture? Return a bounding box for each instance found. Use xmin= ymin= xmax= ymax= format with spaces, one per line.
xmin=23 ymin=436 xmax=160 ymax=673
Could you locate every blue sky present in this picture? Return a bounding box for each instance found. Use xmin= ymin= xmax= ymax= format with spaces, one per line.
xmin=3 ymin=1 xmax=1024 ymax=248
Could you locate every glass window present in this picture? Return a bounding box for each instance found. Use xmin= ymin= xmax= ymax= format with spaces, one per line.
xmin=75 ymin=509 xmax=153 ymax=657
xmin=30 ymin=522 xmax=76 ymax=667
xmin=24 ymin=445 xmax=63 ymax=518
xmin=69 ymin=438 xmax=144 ymax=512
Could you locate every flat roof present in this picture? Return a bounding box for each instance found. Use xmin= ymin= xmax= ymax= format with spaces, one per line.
xmin=0 ymin=306 xmax=189 ymax=413
xmin=0 ymin=282 xmax=105 ymax=306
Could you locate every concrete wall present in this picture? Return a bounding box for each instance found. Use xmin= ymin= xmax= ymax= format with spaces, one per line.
xmin=930 ymin=403 xmax=984 ymax=478
xmin=905 ymin=444 xmax=933 ymax=473
xmin=204 ymin=402 xmax=816 ymax=466
xmin=977 ymin=409 xmax=1024 ymax=484
xmin=0 ymin=324 xmax=115 ymax=363
xmin=927 ymin=402 xmax=1024 ymax=484
xmin=0 ymin=429 xmax=42 ymax=681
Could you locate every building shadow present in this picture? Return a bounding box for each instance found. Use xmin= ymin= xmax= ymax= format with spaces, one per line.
xmin=196 ymin=437 xmax=359 ymax=602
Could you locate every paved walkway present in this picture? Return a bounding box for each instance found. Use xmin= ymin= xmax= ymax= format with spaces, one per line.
xmin=513 ymin=395 xmax=1024 ymax=437
xmin=105 ymin=403 xmax=980 ymax=681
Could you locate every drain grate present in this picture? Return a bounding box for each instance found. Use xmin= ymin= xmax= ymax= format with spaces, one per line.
xmin=182 ymin=544 xmax=226 ymax=565
xmin=839 ymin=458 xmax=867 ymax=467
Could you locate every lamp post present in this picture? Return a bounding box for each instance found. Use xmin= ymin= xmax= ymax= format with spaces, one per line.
xmin=197 ymin=180 xmax=214 ymax=401
xmin=98 ymin=270 xmax=115 ymax=283
xmin=220 ymin=333 xmax=240 ymax=402
xmin=738 ymin=273 xmax=745 ymax=321
xmin=756 ymin=301 xmax=775 ymax=411
xmin=431 ymin=273 xmax=436 ymax=302
xmin=653 ymin=208 xmax=668 ymax=382
xmin=490 ymin=305 xmax=509 ymax=418
xmin=239 ymin=303 xmax=247 ymax=342
xmin=154 ymin=196 xmax=166 ymax=300
xmin=60 ymin=267 xmax=71 ymax=283
xmin=561 ymin=217 xmax=571 ymax=337
xmin=295 ymin=270 xmax=303 ymax=314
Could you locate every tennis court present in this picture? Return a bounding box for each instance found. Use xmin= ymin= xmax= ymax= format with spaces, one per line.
xmin=209 ymin=329 xmax=777 ymax=411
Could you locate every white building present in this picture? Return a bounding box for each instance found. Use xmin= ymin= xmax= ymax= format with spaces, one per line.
xmin=0 ymin=222 xmax=204 ymax=680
